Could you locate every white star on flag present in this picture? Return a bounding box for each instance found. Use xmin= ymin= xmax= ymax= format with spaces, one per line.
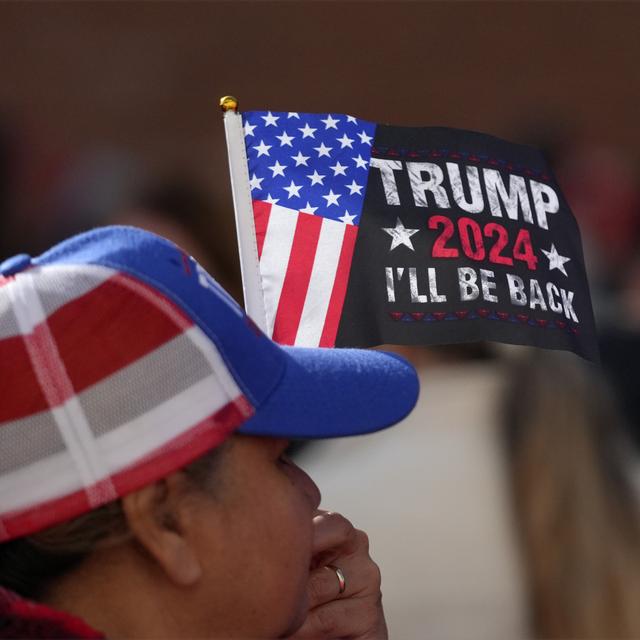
xmin=358 ymin=130 xmax=373 ymax=145
xmin=346 ymin=180 xmax=363 ymax=195
xmin=276 ymin=131 xmax=295 ymax=147
xmin=314 ymin=142 xmax=333 ymax=157
xmin=321 ymin=115 xmax=339 ymax=129
xmin=382 ymin=218 xmax=420 ymax=251
xmin=249 ymin=174 xmax=263 ymax=190
xmin=300 ymin=202 xmax=318 ymax=214
xmin=346 ymin=115 xmax=357 ymax=123
xmin=262 ymin=112 xmax=279 ymax=127
xmin=337 ymin=133 xmax=354 ymax=149
xmin=298 ymin=123 xmax=317 ymax=138
xmin=353 ymin=154 xmax=368 ymax=169
xmin=322 ymin=190 xmax=341 ymax=207
xmin=287 ymin=112 xmax=300 ymax=119
xmin=339 ymin=211 xmax=356 ymax=224
xmin=330 ymin=161 xmax=347 ymax=176
xmin=283 ymin=180 xmax=303 ymax=199
xmin=244 ymin=122 xmax=257 ymax=137
xmin=542 ymin=244 xmax=571 ymax=276
xmin=264 ymin=193 xmax=279 ymax=204
xmin=268 ymin=160 xmax=287 ymax=177
xmin=291 ymin=151 xmax=310 ymax=166
xmin=307 ymin=170 xmax=325 ymax=185
xmin=255 ymin=140 xmax=271 ymax=157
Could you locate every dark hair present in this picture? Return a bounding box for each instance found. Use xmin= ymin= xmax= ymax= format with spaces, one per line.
xmin=0 ymin=445 xmax=227 ymax=600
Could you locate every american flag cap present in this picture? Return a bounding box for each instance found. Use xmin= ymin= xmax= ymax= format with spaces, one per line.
xmin=0 ymin=226 xmax=418 ymax=542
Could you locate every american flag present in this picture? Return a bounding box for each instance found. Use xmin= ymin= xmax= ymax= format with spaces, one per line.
xmin=243 ymin=110 xmax=376 ymax=347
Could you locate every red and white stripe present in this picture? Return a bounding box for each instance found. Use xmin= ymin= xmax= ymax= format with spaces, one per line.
xmin=253 ymin=200 xmax=358 ymax=347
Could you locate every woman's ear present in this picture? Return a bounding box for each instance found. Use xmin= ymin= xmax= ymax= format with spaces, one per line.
xmin=121 ymin=474 xmax=203 ymax=587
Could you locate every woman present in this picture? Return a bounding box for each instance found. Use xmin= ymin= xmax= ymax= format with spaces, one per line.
xmin=0 ymin=226 xmax=419 ymax=638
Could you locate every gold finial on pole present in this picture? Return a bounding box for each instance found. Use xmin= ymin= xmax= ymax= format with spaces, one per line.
xmin=220 ymin=96 xmax=239 ymax=113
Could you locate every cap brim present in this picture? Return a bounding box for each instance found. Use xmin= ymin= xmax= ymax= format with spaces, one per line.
xmin=238 ymin=347 xmax=419 ymax=439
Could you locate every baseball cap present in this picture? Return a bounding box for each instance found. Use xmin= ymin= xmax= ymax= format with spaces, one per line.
xmin=0 ymin=226 xmax=419 ymax=542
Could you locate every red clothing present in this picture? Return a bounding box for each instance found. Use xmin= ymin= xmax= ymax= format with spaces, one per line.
xmin=0 ymin=587 xmax=103 ymax=639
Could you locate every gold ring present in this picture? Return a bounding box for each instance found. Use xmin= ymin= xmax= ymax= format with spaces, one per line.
xmin=326 ymin=564 xmax=346 ymax=594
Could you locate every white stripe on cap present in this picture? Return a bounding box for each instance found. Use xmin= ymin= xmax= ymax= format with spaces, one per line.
xmin=99 ymin=374 xmax=241 ymax=474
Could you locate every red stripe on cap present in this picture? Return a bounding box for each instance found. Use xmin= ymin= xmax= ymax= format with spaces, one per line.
xmin=319 ymin=224 xmax=358 ymax=347
xmin=0 ymin=395 xmax=253 ymax=542
xmin=0 ymin=335 xmax=50 ymax=422
xmin=49 ymin=273 xmax=193 ymax=398
xmin=272 ymin=213 xmax=323 ymax=345
xmin=253 ymin=200 xmax=272 ymax=260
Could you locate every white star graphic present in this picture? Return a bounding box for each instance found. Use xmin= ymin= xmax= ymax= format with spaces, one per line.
xmin=283 ymin=180 xmax=303 ymax=199
xmin=346 ymin=180 xmax=363 ymax=195
xmin=287 ymin=112 xmax=300 ymax=119
xmin=330 ymin=161 xmax=347 ymax=176
xmin=298 ymin=123 xmax=317 ymax=139
xmin=314 ymin=142 xmax=333 ymax=157
xmin=254 ymin=140 xmax=271 ymax=157
xmin=346 ymin=115 xmax=358 ymax=124
xmin=542 ymin=244 xmax=571 ymax=276
xmin=307 ymin=170 xmax=325 ymax=186
xmin=300 ymin=202 xmax=318 ymax=214
xmin=339 ymin=211 xmax=356 ymax=225
xmin=292 ymin=151 xmax=310 ymax=167
xmin=268 ymin=160 xmax=287 ymax=177
xmin=357 ymin=130 xmax=373 ymax=145
xmin=322 ymin=190 xmax=341 ymax=207
xmin=249 ymin=173 xmax=263 ymax=190
xmin=244 ymin=121 xmax=257 ymax=137
xmin=264 ymin=193 xmax=279 ymax=204
xmin=337 ymin=133 xmax=354 ymax=149
xmin=353 ymin=154 xmax=368 ymax=169
xmin=262 ymin=111 xmax=279 ymax=127
xmin=321 ymin=114 xmax=339 ymax=129
xmin=382 ymin=218 xmax=420 ymax=251
xmin=276 ymin=131 xmax=295 ymax=147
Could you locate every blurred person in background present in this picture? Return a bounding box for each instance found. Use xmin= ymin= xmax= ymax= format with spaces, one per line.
xmin=505 ymin=351 xmax=640 ymax=639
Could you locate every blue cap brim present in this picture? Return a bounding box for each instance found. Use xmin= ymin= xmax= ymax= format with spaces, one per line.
xmin=238 ymin=348 xmax=419 ymax=439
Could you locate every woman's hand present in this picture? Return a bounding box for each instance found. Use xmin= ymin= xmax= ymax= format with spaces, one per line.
xmin=288 ymin=511 xmax=388 ymax=639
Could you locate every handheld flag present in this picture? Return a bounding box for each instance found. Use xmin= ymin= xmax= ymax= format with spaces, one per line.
xmin=223 ymin=102 xmax=598 ymax=362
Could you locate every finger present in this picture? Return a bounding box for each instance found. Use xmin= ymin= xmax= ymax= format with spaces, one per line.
xmin=290 ymin=595 xmax=387 ymax=640
xmin=307 ymin=555 xmax=381 ymax=609
xmin=308 ymin=566 xmax=348 ymax=608
xmin=311 ymin=511 xmax=360 ymax=556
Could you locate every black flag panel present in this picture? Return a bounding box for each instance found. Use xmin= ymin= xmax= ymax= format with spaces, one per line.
xmin=336 ymin=126 xmax=598 ymax=362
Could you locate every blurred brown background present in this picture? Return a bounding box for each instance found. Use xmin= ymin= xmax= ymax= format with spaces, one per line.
xmin=1 ymin=2 xmax=639 ymax=255
xmin=1 ymin=3 xmax=639 ymax=639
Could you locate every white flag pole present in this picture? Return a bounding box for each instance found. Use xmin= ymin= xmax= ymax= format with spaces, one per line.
xmin=220 ymin=96 xmax=268 ymax=333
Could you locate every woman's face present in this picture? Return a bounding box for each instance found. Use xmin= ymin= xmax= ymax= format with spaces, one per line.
xmin=187 ymin=435 xmax=322 ymax=638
